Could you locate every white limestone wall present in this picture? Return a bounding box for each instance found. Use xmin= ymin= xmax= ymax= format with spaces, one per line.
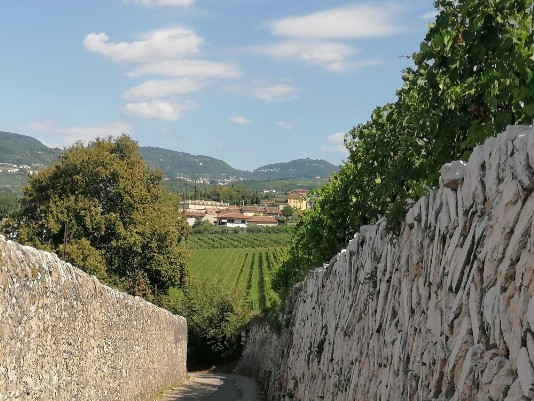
xmin=0 ymin=237 xmax=187 ymax=401
xmin=238 ymin=125 xmax=534 ymax=401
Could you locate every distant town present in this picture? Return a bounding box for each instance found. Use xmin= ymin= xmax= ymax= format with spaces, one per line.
xmin=182 ymin=189 xmax=312 ymax=228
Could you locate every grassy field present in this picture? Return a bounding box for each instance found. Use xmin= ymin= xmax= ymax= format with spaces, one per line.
xmin=187 ymin=246 xmax=286 ymax=312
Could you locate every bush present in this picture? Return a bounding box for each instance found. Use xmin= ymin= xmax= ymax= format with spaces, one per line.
xmin=160 ymin=279 xmax=252 ymax=368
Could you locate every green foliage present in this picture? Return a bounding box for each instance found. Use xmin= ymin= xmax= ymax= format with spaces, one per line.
xmin=0 ymin=131 xmax=60 ymax=166
xmin=161 ymin=280 xmax=253 ymax=368
xmin=274 ymin=0 xmax=534 ymax=297
xmin=0 ymin=191 xmax=19 ymax=218
xmin=187 ymin=232 xmax=292 ymax=249
xmin=282 ymin=205 xmax=295 ymax=218
xmin=3 ymin=135 xmax=189 ymax=296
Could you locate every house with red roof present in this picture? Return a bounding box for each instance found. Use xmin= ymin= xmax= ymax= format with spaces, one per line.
xmin=215 ymin=212 xmax=251 ymax=228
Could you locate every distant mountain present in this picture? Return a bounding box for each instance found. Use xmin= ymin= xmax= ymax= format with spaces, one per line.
xmin=0 ymin=131 xmax=339 ymax=183
xmin=252 ymin=159 xmax=338 ymax=180
xmin=0 ymin=131 xmax=60 ymax=166
xmin=139 ymin=147 xmax=242 ymax=181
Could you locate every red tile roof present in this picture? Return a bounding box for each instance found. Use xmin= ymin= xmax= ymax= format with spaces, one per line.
xmin=248 ymin=216 xmax=278 ymax=224
xmin=216 ymin=212 xmax=251 ymax=220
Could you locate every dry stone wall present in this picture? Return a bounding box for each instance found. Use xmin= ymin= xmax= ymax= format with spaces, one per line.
xmin=0 ymin=237 xmax=187 ymax=401
xmin=238 ymin=125 xmax=534 ymax=401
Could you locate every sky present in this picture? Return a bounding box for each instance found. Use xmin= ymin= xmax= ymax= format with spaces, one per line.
xmin=0 ymin=0 xmax=436 ymax=170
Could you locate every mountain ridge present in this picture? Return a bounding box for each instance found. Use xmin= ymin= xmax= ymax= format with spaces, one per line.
xmin=0 ymin=131 xmax=339 ymax=182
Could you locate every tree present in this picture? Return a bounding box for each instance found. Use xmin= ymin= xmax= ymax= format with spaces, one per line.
xmin=281 ymin=205 xmax=295 ymax=219
xmin=274 ymin=0 xmax=534 ymax=297
xmin=3 ymin=135 xmax=189 ymax=297
xmin=0 ymin=191 xmax=19 ymax=219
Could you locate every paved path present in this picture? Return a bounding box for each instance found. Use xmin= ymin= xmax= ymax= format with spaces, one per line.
xmin=161 ymin=373 xmax=261 ymax=401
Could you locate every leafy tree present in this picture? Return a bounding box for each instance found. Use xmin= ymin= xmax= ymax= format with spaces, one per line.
xmin=274 ymin=0 xmax=534 ymax=296
xmin=281 ymin=205 xmax=295 ymax=219
xmin=160 ymin=280 xmax=252 ymax=368
xmin=3 ymin=135 xmax=189 ymax=296
xmin=0 ymin=191 xmax=19 ymax=219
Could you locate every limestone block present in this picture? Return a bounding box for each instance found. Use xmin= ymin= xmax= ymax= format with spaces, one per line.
xmin=441 ymin=160 xmax=467 ymax=190
xmin=516 ymin=347 xmax=534 ymax=398
xmin=506 ymin=124 xmax=531 ymax=140
xmin=503 ymin=378 xmax=523 ymax=401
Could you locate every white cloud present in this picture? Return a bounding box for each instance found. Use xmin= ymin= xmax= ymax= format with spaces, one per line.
xmin=123 ymin=0 xmax=195 ymax=7
xmin=25 ymin=121 xmax=134 ymax=148
xmin=276 ymin=121 xmax=296 ymax=130
xmin=321 ymin=132 xmax=348 ymax=154
xmin=123 ymin=79 xmax=205 ymax=100
xmin=83 ymin=27 xmax=203 ymax=64
xmin=229 ymin=116 xmax=251 ymax=125
xmin=127 ymin=59 xmax=241 ymax=79
xmin=254 ymin=40 xmax=359 ymax=72
xmin=254 ymin=3 xmax=407 ymax=72
xmin=269 ymin=4 xmax=406 ymax=40
xmin=124 ymin=100 xmax=196 ymax=121
xmin=215 ymin=141 xmax=226 ymax=149
xmin=252 ymin=83 xmax=298 ymax=102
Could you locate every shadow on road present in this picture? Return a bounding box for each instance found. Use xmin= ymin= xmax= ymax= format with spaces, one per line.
xmin=161 ymin=373 xmax=259 ymax=401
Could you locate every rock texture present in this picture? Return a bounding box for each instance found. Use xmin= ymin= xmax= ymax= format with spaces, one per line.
xmin=237 ymin=125 xmax=534 ymax=401
xmin=0 ymin=237 xmax=187 ymax=401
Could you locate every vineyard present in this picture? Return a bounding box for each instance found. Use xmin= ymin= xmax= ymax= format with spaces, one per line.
xmin=188 ymin=246 xmax=286 ymax=312
xmin=186 ymin=232 xmax=292 ymax=249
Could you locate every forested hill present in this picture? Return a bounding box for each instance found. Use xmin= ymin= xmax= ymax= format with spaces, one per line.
xmin=0 ymin=131 xmax=339 ymax=181
xmin=0 ymin=131 xmax=60 ymax=166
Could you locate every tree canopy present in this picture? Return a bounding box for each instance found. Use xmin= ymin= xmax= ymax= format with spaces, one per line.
xmin=3 ymin=135 xmax=189 ymax=297
xmin=273 ymin=0 xmax=534 ymax=296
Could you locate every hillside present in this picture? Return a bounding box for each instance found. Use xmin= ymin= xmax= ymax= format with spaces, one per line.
xmin=139 ymin=146 xmax=242 ymax=181
xmin=0 ymin=132 xmax=338 ymax=185
xmin=252 ymin=159 xmax=337 ymax=179
xmin=0 ymin=131 xmax=60 ymax=166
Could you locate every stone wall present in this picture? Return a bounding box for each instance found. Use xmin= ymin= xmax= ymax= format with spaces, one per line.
xmin=238 ymin=125 xmax=534 ymax=401
xmin=0 ymin=237 xmax=187 ymax=401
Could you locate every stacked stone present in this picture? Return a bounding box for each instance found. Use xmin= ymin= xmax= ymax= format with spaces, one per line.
xmin=0 ymin=238 xmax=187 ymax=401
xmin=238 ymin=125 xmax=534 ymax=401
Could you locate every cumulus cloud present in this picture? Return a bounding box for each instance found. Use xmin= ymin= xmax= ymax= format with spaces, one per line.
xmin=229 ymin=116 xmax=251 ymax=125
xmin=123 ymin=0 xmax=195 ymax=7
xmin=321 ymin=132 xmax=348 ymax=154
xmin=25 ymin=121 xmax=134 ymax=148
xmin=252 ymin=83 xmax=298 ymax=102
xmin=124 ymin=100 xmax=196 ymax=121
xmin=254 ymin=3 xmax=408 ymax=72
xmin=254 ymin=40 xmax=359 ymax=72
xmin=83 ymin=27 xmax=203 ymax=64
xmin=123 ymin=79 xmax=206 ymax=101
xmin=127 ymin=59 xmax=240 ymax=79
xmin=276 ymin=121 xmax=296 ymax=130
xmin=270 ymin=4 xmax=406 ymax=39
xmin=84 ymin=26 xmax=243 ymax=120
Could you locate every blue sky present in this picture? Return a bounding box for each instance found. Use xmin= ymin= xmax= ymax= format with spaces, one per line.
xmin=1 ymin=0 xmax=435 ymax=170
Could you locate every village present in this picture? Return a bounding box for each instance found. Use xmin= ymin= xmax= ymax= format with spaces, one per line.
xmin=182 ymin=189 xmax=312 ymax=227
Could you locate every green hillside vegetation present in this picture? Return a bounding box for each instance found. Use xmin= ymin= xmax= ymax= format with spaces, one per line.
xmin=140 ymin=146 xmax=241 ymax=180
xmin=0 ymin=131 xmax=60 ymax=166
xmin=253 ymin=158 xmax=338 ymax=179
xmin=273 ymin=0 xmax=534 ymax=296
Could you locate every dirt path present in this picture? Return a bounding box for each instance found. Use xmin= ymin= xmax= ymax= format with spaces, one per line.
xmin=160 ymin=373 xmax=261 ymax=401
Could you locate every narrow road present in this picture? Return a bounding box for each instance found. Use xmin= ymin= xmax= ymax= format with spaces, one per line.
xmin=160 ymin=373 xmax=261 ymax=401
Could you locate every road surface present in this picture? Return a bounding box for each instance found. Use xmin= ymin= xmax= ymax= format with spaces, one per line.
xmin=160 ymin=373 xmax=261 ymax=401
